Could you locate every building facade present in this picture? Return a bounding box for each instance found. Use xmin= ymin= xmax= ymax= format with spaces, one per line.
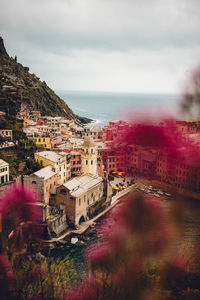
xmin=34 ymin=151 xmax=70 ymax=184
xmin=0 ymin=159 xmax=9 ymax=185
xmin=0 ymin=129 xmax=12 ymax=140
xmin=24 ymin=166 xmax=58 ymax=205
xmin=55 ymin=174 xmax=104 ymax=226
xmin=81 ymin=137 xmax=97 ymax=176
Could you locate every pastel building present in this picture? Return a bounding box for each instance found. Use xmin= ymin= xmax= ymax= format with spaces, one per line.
xmin=55 ymin=174 xmax=104 ymax=226
xmin=0 ymin=129 xmax=12 ymax=140
xmin=33 ymin=137 xmax=51 ymax=149
xmin=34 ymin=151 xmax=70 ymax=184
xmin=0 ymin=159 xmax=9 ymax=185
xmin=24 ymin=166 xmax=58 ymax=205
xmin=81 ymin=137 xmax=97 ymax=176
xmin=70 ymin=151 xmax=82 ymax=176
xmin=81 ymin=125 xmax=102 ymax=140
xmin=156 ymin=152 xmax=200 ymax=192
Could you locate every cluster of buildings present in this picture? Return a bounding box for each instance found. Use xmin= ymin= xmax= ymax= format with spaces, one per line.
xmin=22 ymin=135 xmax=111 ymax=237
xmin=0 ymin=107 xmax=200 ymax=237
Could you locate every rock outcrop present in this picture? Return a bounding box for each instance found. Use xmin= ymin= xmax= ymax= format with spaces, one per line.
xmin=0 ymin=37 xmax=91 ymax=124
xmin=0 ymin=37 xmax=8 ymax=57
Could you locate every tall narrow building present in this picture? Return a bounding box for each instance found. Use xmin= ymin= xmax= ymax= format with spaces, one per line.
xmin=81 ymin=136 xmax=97 ymax=176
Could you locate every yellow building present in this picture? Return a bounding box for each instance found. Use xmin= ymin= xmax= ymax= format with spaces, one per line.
xmin=68 ymin=120 xmax=75 ymax=127
xmin=33 ymin=137 xmax=51 ymax=149
xmin=34 ymin=151 xmax=70 ymax=184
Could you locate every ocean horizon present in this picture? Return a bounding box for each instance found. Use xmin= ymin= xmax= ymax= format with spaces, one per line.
xmin=57 ymin=90 xmax=181 ymax=126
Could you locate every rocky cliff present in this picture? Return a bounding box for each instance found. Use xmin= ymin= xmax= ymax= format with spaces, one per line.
xmin=0 ymin=37 xmax=91 ymax=123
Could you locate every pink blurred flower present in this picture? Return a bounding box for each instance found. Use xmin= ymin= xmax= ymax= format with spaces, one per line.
xmin=0 ymin=255 xmax=15 ymax=281
xmin=112 ymin=120 xmax=195 ymax=166
xmin=172 ymin=254 xmax=189 ymax=270
xmin=64 ymin=277 xmax=99 ymax=300
xmin=0 ymin=255 xmax=15 ymax=298
xmin=96 ymin=205 xmax=121 ymax=238
xmin=0 ymin=185 xmax=39 ymax=226
xmin=148 ymin=225 xmax=170 ymax=253
xmin=86 ymin=242 xmax=112 ymax=267
xmin=128 ymin=255 xmax=146 ymax=279
xmin=38 ymin=290 xmax=44 ymax=296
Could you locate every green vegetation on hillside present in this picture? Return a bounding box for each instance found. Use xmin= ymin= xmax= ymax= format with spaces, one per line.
xmin=0 ymin=114 xmax=42 ymax=177
xmin=0 ymin=56 xmax=73 ymax=118
xmin=0 ymin=37 xmax=73 ymax=118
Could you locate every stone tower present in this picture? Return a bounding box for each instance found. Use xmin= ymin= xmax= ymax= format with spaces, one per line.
xmin=81 ymin=136 xmax=97 ymax=176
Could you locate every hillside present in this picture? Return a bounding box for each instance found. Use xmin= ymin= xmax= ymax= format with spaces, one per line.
xmin=0 ymin=37 xmax=90 ymax=123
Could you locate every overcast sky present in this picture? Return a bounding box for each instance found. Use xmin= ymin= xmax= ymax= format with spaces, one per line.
xmin=1 ymin=0 xmax=200 ymax=94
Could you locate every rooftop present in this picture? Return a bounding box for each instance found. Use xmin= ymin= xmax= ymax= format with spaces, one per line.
xmin=34 ymin=166 xmax=57 ymax=180
xmin=35 ymin=151 xmax=62 ymax=163
xmin=70 ymin=151 xmax=81 ymax=155
xmin=0 ymin=159 xmax=8 ymax=167
xmin=63 ymin=174 xmax=103 ymax=197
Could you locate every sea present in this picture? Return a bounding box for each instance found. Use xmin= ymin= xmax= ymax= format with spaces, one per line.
xmin=56 ymin=90 xmax=181 ymax=126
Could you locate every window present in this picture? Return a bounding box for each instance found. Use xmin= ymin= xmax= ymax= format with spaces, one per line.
xmin=60 ymin=189 xmax=66 ymax=195
xmin=86 ymin=160 xmax=88 ymax=165
xmin=32 ymin=181 xmax=37 ymax=184
xmin=91 ymin=160 xmax=93 ymax=165
xmin=1 ymin=176 xmax=4 ymax=184
xmin=91 ymin=149 xmax=93 ymax=153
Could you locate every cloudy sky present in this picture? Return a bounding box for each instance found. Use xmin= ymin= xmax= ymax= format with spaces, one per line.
xmin=1 ymin=0 xmax=200 ymax=94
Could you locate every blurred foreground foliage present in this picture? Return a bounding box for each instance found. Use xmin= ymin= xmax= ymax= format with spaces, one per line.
xmin=12 ymin=255 xmax=79 ymax=300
